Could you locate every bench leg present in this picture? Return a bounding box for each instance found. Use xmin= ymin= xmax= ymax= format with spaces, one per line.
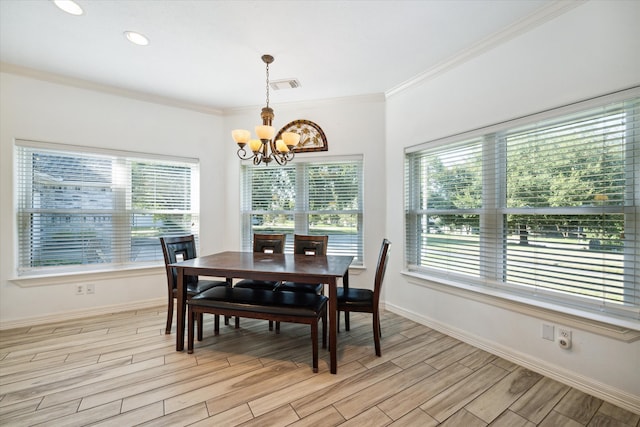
xmin=235 ymin=317 xmax=240 ymax=329
xmin=197 ymin=313 xmax=204 ymax=341
xmin=187 ymin=307 xmax=195 ymax=354
xmin=215 ymin=314 xmax=220 ymax=335
xmin=311 ymin=321 xmax=318 ymax=373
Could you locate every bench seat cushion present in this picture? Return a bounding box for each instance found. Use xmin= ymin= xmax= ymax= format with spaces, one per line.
xmin=189 ymin=287 xmax=327 ymax=318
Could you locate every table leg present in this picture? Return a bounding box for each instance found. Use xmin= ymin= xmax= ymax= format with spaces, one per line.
xmin=176 ymin=268 xmax=186 ymax=351
xmin=328 ymin=277 xmax=337 ymax=374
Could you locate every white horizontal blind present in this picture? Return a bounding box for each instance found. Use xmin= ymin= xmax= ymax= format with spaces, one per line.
xmin=240 ymin=165 xmax=297 ymax=251
xmin=305 ymin=162 xmax=363 ymax=259
xmin=405 ymin=139 xmax=484 ymax=277
xmin=241 ymin=158 xmax=364 ymax=265
xmin=16 ymin=141 xmax=199 ymax=275
xmin=405 ymin=95 xmax=639 ymax=320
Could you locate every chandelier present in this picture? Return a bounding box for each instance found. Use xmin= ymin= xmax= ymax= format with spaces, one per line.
xmin=232 ymin=54 xmax=301 ymax=166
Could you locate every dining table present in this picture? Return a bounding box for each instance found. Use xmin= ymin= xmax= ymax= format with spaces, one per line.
xmin=170 ymin=250 xmax=353 ymax=374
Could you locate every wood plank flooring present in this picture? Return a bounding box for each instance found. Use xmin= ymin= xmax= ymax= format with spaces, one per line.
xmin=0 ymin=307 xmax=638 ymax=426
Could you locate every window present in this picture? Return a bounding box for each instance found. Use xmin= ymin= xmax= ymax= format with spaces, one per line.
xmin=16 ymin=140 xmax=199 ymax=276
xmin=405 ymin=94 xmax=639 ymax=321
xmin=241 ymin=158 xmax=364 ymax=265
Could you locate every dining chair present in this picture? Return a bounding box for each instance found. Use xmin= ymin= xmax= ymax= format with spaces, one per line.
xmin=234 ymin=233 xmax=286 ymax=290
xmin=234 ymin=233 xmax=286 ymax=330
xmin=273 ymin=234 xmax=328 ymax=332
xmin=160 ymin=235 xmax=230 ymax=335
xmin=276 ymin=234 xmax=328 ymax=295
xmin=337 ymin=238 xmax=391 ymax=356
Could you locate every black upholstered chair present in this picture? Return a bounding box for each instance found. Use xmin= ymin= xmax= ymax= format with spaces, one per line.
xmin=160 ymin=235 xmax=229 ymax=335
xmin=337 ymin=238 xmax=390 ymax=356
xmin=274 ymin=234 xmax=328 ymax=332
xmin=276 ymin=234 xmax=328 ymax=295
xmin=235 ymin=233 xmax=286 ymax=290
xmin=234 ymin=233 xmax=286 ymax=330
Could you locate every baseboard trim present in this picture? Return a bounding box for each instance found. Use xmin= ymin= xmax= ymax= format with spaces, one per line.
xmin=0 ymin=298 xmax=166 ymax=330
xmin=385 ymin=302 xmax=640 ymax=415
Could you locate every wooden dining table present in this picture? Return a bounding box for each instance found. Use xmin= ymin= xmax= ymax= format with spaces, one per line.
xmin=170 ymin=250 xmax=353 ymax=374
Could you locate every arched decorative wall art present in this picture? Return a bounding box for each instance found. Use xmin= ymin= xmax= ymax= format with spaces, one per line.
xmin=274 ymin=120 xmax=328 ymax=153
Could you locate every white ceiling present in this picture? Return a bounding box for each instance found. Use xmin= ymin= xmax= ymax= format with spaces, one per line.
xmin=1 ymin=0 xmax=564 ymax=112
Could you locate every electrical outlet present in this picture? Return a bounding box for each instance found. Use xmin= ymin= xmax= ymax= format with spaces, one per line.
xmin=558 ymin=327 xmax=572 ymax=349
xmin=558 ymin=328 xmax=571 ymax=340
xmin=86 ymin=284 xmax=95 ymax=294
xmin=75 ymin=284 xmax=85 ymax=295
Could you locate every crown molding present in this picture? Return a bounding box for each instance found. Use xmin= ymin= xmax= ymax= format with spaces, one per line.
xmin=0 ymin=62 xmax=224 ymax=116
xmin=386 ymin=0 xmax=583 ymax=99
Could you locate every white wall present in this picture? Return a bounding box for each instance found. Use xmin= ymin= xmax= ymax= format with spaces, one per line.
xmin=0 ymin=73 xmax=387 ymax=325
xmin=385 ymin=0 xmax=640 ymax=411
xmin=1 ymin=0 xmax=638 ymax=412
xmin=0 ymin=72 xmax=227 ymax=325
xmin=223 ymin=94 xmax=388 ymax=291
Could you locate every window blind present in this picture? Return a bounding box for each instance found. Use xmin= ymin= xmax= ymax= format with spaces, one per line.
xmin=16 ymin=141 xmax=199 ymax=275
xmin=405 ymin=138 xmax=484 ymax=277
xmin=405 ymin=95 xmax=639 ymax=320
xmin=241 ymin=158 xmax=364 ymax=265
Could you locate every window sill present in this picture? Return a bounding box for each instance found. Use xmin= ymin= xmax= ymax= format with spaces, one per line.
xmin=347 ymin=265 xmax=365 ymax=274
xmin=10 ymin=263 xmax=364 ymax=287
xmin=10 ymin=263 xmax=165 ymax=287
xmin=401 ymin=270 xmax=640 ymax=343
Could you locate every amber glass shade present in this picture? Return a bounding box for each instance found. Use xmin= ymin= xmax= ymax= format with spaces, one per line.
xmin=275 ymin=140 xmax=289 ymax=152
xmin=248 ymin=139 xmax=263 ymax=152
xmin=232 ymin=129 xmax=251 ymax=144
xmin=255 ymin=125 xmax=275 ymax=140
xmin=282 ymin=131 xmax=301 ymax=147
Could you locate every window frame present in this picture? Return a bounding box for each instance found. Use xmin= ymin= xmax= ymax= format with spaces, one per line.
xmin=240 ymin=156 xmax=364 ymax=265
xmin=15 ymin=140 xmax=200 ymax=277
xmin=404 ymin=89 xmax=640 ymax=324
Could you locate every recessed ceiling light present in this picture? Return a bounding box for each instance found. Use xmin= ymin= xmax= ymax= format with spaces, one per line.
xmin=53 ymin=0 xmax=83 ymax=16
xmin=124 ymin=31 xmax=150 ymax=46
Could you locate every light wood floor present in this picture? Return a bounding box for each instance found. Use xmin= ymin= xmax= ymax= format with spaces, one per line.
xmin=0 ymin=307 xmax=638 ymax=427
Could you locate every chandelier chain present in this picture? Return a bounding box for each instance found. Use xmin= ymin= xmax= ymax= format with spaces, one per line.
xmin=265 ymin=61 xmax=270 ymax=108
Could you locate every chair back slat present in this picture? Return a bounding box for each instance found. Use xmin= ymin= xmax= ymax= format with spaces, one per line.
xmin=373 ymin=239 xmax=391 ymax=304
xmin=253 ymin=234 xmax=286 ymax=254
xmin=160 ymin=235 xmax=199 ymax=289
xmin=293 ymin=234 xmax=328 ymax=256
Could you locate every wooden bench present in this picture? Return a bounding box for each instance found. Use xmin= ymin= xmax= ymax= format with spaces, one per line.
xmin=187 ymin=287 xmax=328 ymax=372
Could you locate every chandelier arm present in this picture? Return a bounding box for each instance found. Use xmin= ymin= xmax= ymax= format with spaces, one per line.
xmin=272 ymin=153 xmax=287 ymax=166
xmin=237 ymin=147 xmax=255 ymax=161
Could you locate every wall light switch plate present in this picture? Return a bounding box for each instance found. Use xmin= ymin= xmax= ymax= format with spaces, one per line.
xmin=542 ymin=324 xmax=554 ymax=341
